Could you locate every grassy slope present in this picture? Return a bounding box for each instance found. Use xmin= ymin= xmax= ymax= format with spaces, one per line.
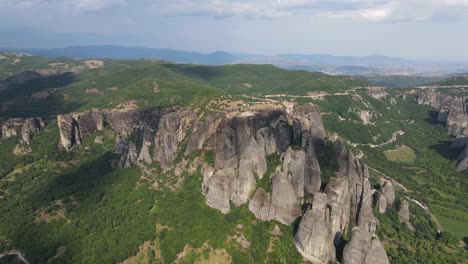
xmin=1 ymin=59 xmax=369 ymax=122
xmin=430 ymin=75 xmax=468 ymax=86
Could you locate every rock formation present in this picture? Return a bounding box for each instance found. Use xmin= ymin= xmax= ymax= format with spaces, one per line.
xmin=294 ymin=193 xmax=336 ymax=263
xmin=375 ymin=191 xmax=387 ymax=214
xmin=415 ymin=89 xmax=468 ymax=171
xmin=294 ymin=145 xmax=385 ymax=263
xmin=153 ymin=108 xmax=197 ymax=171
xmin=111 ymin=136 xmax=138 ymax=168
xmin=367 ymin=87 xmax=388 ymax=100
xmin=1 ymin=117 xmax=45 ymax=144
xmin=199 ymin=104 xmax=324 ymax=218
xmin=248 ymin=147 xmax=305 ymax=225
xmin=382 ymin=180 xmax=395 ymax=207
xmin=342 ymin=227 xmax=389 ymax=264
xmin=48 ymin=101 xmax=392 ymax=262
xmin=56 ymin=107 xmax=178 ymax=151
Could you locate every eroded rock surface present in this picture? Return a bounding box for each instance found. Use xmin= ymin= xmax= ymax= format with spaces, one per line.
xmin=294 ymin=193 xmax=335 ymax=264
xmin=294 ymin=146 xmax=382 ymax=262
xmin=342 ymin=227 xmax=389 ymax=264
xmin=1 ymin=117 xmax=45 ymax=144
xmin=416 ymin=89 xmax=468 ymax=171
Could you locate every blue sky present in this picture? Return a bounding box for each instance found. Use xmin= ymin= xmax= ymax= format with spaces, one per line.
xmin=1 ymin=0 xmax=468 ymax=60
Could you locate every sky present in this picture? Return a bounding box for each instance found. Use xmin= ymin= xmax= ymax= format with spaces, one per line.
xmin=0 ymin=0 xmax=468 ymax=61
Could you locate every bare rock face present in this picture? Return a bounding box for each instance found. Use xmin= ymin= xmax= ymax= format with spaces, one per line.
xmin=398 ymin=199 xmax=410 ymax=222
xmin=438 ymin=95 xmax=454 ymax=122
xmin=294 ymin=145 xmax=382 ymax=263
xmin=138 ymin=129 xmax=154 ymax=166
xmin=106 ymin=107 xmax=174 ymax=137
xmin=201 ymin=164 xmax=230 ymax=214
xmin=359 ymin=110 xmax=372 ymax=125
xmin=201 ymin=104 xmax=323 ymax=217
xmin=390 ymin=97 xmax=397 ymax=105
xmin=74 ymin=111 xmax=104 ymax=138
xmin=294 ymin=193 xmax=336 ymax=264
xmin=57 ymin=107 xmax=176 ymax=151
xmin=205 ymin=110 xmax=291 ymax=212
xmin=0 ymin=117 xmax=45 ymax=144
xmin=248 ymin=188 xmax=271 ymax=221
xmin=342 ymin=227 xmax=389 ymax=264
xmin=367 ymin=87 xmax=388 ymax=100
xmin=185 ymin=113 xmax=223 ymax=156
xmin=20 ymin=117 xmax=45 ymax=144
xmin=294 ymin=103 xmax=326 ymax=148
xmin=1 ymin=117 xmax=45 ymax=144
xmin=375 ymin=191 xmax=387 ymax=214
xmin=382 ymin=181 xmax=395 ymax=207
xmin=302 ymin=132 xmax=321 ymax=194
xmin=416 ymin=89 xmax=468 ymax=172
xmin=446 ymin=97 xmax=468 ymax=137
xmin=398 ymin=199 xmax=416 ymax=232
xmin=324 ymin=175 xmax=351 ymax=244
xmin=415 ymin=89 xmax=468 ymax=137
xmin=268 ymin=163 xmax=302 ymax=224
xmin=57 ymin=111 xmax=105 ymax=150
xmin=57 ymin=114 xmax=80 ymax=151
xmin=112 ymin=136 xmax=138 ymax=168
xmin=247 ymin=147 xmax=304 ymax=224
xmin=456 ymin=144 xmax=468 ymax=172
xmin=153 ymin=108 xmax=197 ymax=171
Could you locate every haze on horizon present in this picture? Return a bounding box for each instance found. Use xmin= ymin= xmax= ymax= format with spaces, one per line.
xmin=1 ymin=0 xmax=468 ymax=61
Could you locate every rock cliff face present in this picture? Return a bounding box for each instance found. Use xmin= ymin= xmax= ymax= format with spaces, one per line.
xmin=52 ymin=102 xmax=391 ymax=262
xmin=248 ymin=147 xmax=305 ymax=224
xmin=294 ymin=144 xmax=387 ymax=263
xmin=342 ymin=227 xmax=389 ymax=264
xmin=197 ymin=105 xmax=324 ymax=220
xmin=1 ymin=117 xmax=45 ymax=144
xmin=153 ymin=108 xmax=197 ymax=171
xmin=57 ymin=107 xmax=178 ymax=151
xmin=416 ymin=89 xmax=468 ymax=171
xmin=294 ymin=193 xmax=336 ymax=263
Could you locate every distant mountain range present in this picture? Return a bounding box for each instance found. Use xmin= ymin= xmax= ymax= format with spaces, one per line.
xmin=4 ymin=45 xmax=468 ymax=76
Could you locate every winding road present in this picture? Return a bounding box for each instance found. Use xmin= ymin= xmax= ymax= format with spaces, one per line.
xmin=0 ymin=251 xmax=29 ymax=264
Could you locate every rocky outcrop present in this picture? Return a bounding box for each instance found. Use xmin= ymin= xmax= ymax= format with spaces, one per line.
xmin=294 ymin=145 xmax=382 ymax=262
xmin=359 ymin=110 xmax=371 ymax=125
xmin=397 ymin=199 xmax=415 ymax=232
xmin=367 ymin=87 xmax=388 ymax=100
xmin=56 ymin=107 xmax=177 ymax=151
xmin=375 ymin=192 xmax=387 ymax=214
xmin=49 ymin=102 xmax=392 ymax=262
xmin=381 ymin=180 xmax=395 ymax=207
xmin=153 ymin=108 xmax=197 ymax=171
xmin=416 ymin=89 xmax=468 ymax=171
xmin=342 ymin=227 xmax=389 ymax=264
xmin=325 ymin=175 xmax=351 ymax=244
xmin=184 ymin=113 xmax=223 ymax=156
xmin=201 ymin=104 xmax=324 ymax=217
xmin=111 ymin=136 xmax=138 ymax=168
xmin=1 ymin=117 xmax=45 ymax=144
xmin=248 ymin=148 xmax=305 ymax=225
xmin=294 ymin=193 xmax=336 ymax=264
xmin=57 ymin=111 xmax=104 ymax=151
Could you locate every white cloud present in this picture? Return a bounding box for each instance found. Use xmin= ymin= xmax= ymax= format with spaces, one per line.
xmin=1 ymin=0 xmax=467 ymax=21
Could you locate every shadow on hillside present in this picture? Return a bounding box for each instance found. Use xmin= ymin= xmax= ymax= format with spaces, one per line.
xmin=162 ymin=63 xmax=222 ymax=80
xmin=8 ymin=151 xmax=124 ymax=263
xmin=1 ymin=72 xmax=77 ymax=98
xmin=424 ymin=110 xmax=443 ymax=125
xmin=429 ymin=141 xmax=461 ymax=160
xmin=0 ymin=72 xmax=82 ymax=120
